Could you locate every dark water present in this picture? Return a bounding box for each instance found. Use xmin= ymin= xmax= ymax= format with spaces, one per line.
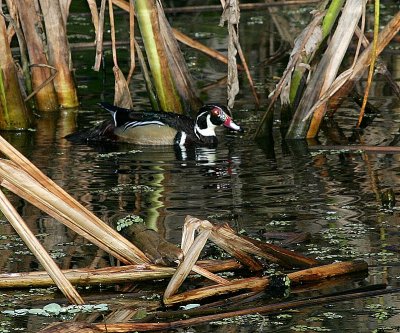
xmin=0 ymin=2 xmax=400 ymax=332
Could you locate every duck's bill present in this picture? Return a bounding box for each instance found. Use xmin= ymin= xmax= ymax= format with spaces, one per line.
xmin=223 ymin=117 xmax=244 ymax=132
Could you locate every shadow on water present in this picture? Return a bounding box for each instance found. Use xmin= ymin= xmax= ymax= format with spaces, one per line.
xmin=0 ymin=2 xmax=400 ymax=333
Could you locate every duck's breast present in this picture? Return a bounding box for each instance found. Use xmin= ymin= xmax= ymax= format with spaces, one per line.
xmin=114 ymin=124 xmax=178 ymax=145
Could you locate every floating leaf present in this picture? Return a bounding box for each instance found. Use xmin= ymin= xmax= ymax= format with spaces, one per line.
xmin=43 ymin=303 xmax=62 ymax=315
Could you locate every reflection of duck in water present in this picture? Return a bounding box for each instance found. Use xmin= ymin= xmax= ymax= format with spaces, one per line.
xmin=67 ymin=103 xmax=243 ymax=147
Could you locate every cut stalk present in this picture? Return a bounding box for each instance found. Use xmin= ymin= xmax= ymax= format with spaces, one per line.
xmin=108 ymin=0 xmax=133 ymax=108
xmin=301 ymin=11 xmax=400 ymax=128
xmin=93 ymin=0 xmax=106 ymax=71
xmin=164 ymin=228 xmax=212 ymax=301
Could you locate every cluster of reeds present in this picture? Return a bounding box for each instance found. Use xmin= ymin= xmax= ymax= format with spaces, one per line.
xmin=256 ymin=0 xmax=400 ymax=140
xmin=0 ymin=0 xmax=259 ymax=131
xmin=0 ymin=0 xmax=78 ymax=128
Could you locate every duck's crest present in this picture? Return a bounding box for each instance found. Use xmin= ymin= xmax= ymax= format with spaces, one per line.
xmin=98 ymin=102 xmax=128 ymax=127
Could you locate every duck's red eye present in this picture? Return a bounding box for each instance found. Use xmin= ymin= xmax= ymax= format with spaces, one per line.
xmin=211 ymin=108 xmax=220 ymax=116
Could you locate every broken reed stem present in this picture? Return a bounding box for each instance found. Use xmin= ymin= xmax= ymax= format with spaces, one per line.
xmin=164 ymin=228 xmax=211 ymax=300
xmin=287 ymin=260 xmax=368 ymax=283
xmin=24 ymin=64 xmax=57 ymax=103
xmin=126 ymin=0 xmax=135 ymax=84
xmin=208 ymin=221 xmax=319 ymax=270
xmin=356 ymin=0 xmax=379 ymax=128
xmin=0 ymin=159 xmax=149 ymax=265
xmin=94 ymin=0 xmax=107 ymax=71
xmin=0 ymin=178 xmax=126 ymax=261
xmin=172 ymin=28 xmax=240 ymax=69
xmin=254 ymin=10 xmax=325 ymax=139
xmin=0 ymin=189 xmax=84 ymax=305
xmin=108 ymin=0 xmax=118 ymax=68
xmin=134 ymin=39 xmax=159 ymax=110
xmin=181 ymin=216 xmax=204 ymax=255
xmin=87 ymin=0 xmax=99 ymax=33
xmin=178 ymin=216 xmax=230 ymax=287
xmin=165 ymin=276 xmax=268 ymax=305
xmin=324 ymin=11 xmax=400 ymax=120
xmin=304 ymin=0 xmax=364 ymax=139
xmin=190 ymin=264 xmax=230 ymax=285
xmin=234 ymin=33 xmax=260 ymax=107
xmin=241 ymin=235 xmax=319 ymax=268
xmin=0 ymin=136 xmax=149 ymax=264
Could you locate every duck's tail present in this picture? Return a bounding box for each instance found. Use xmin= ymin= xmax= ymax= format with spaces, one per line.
xmin=65 ymin=120 xmax=116 ymax=143
xmin=65 ymin=103 xmax=122 ymax=143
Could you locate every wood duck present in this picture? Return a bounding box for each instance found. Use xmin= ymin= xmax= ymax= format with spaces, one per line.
xmin=67 ymin=103 xmax=243 ymax=147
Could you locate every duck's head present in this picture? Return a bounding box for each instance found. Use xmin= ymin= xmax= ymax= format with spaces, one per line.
xmin=194 ymin=104 xmax=243 ymax=137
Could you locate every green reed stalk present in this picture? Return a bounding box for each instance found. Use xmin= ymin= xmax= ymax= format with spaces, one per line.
xmin=135 ymin=0 xmax=183 ymax=113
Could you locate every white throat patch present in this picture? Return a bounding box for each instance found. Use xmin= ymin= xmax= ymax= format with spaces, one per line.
xmin=195 ymin=114 xmax=216 ymax=137
xmin=111 ymin=111 xmax=118 ymax=126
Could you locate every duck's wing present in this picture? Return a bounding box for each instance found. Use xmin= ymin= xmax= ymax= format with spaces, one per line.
xmin=99 ymin=103 xmax=194 ymax=131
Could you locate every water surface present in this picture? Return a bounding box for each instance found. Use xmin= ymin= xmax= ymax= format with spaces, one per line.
xmin=0 ymin=2 xmax=400 ymax=332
